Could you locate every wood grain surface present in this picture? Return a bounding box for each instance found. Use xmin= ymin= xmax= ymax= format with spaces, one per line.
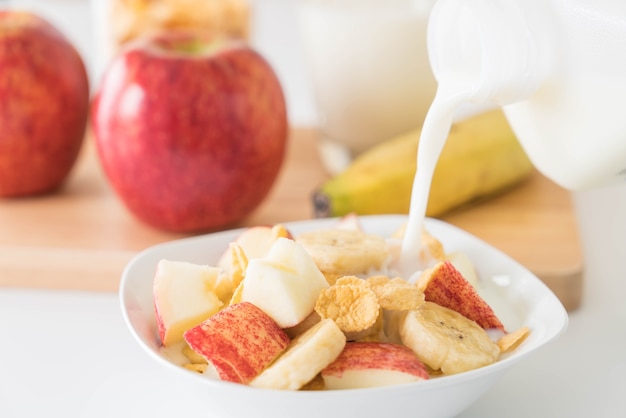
xmin=0 ymin=128 xmax=583 ymax=310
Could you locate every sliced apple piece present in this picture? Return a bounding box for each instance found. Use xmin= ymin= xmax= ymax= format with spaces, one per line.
xmin=183 ymin=302 xmax=290 ymax=384
xmin=153 ymin=259 xmax=224 ymax=346
xmin=446 ymin=251 xmax=479 ymax=288
xmin=321 ymin=341 xmax=429 ymax=389
xmin=250 ymin=318 xmax=346 ymax=390
xmin=241 ymin=237 xmax=329 ymax=328
xmin=217 ymin=224 xmax=292 ymax=270
xmin=416 ymin=260 xmax=505 ymax=332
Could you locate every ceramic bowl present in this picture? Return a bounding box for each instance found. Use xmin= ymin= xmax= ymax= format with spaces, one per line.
xmin=120 ymin=215 xmax=568 ymax=418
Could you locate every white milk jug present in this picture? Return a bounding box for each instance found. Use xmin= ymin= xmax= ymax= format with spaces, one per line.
xmin=426 ymin=0 xmax=626 ymax=191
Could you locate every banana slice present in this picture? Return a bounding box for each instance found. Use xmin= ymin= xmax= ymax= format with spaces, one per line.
xmin=250 ymin=318 xmax=347 ymax=390
xmin=295 ymin=229 xmax=390 ymax=279
xmin=399 ymin=302 xmax=500 ymax=375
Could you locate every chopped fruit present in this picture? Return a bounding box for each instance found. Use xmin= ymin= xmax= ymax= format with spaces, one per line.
xmin=446 ymin=251 xmax=479 ymax=288
xmin=416 ymin=260 xmax=505 ymax=332
xmin=296 ymin=228 xmax=390 ymax=277
xmin=183 ymin=302 xmax=290 ymax=384
xmin=153 ymin=259 xmax=224 ymax=346
xmin=217 ymin=224 xmax=292 ymax=271
xmin=241 ymin=238 xmax=329 ymax=328
xmin=250 ymin=318 xmax=346 ymax=390
xmin=399 ymin=302 xmax=500 ymax=375
xmin=150 ymin=215 xmax=534 ymax=390
xmin=321 ymin=342 xmax=429 ymax=389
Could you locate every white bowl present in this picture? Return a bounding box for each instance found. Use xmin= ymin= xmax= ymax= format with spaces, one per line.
xmin=120 ymin=215 xmax=568 ymax=418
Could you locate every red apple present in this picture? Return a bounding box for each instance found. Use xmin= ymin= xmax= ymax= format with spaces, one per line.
xmin=0 ymin=11 xmax=89 ymax=197
xmin=91 ymin=31 xmax=288 ymax=232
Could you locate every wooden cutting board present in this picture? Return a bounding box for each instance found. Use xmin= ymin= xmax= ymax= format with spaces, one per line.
xmin=0 ymin=128 xmax=583 ymax=310
xmin=443 ymin=172 xmax=584 ymax=311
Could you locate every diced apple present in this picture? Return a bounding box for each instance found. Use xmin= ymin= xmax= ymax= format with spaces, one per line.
xmin=153 ymin=259 xmax=224 ymax=346
xmin=241 ymin=237 xmax=329 ymax=328
xmin=416 ymin=260 xmax=505 ymax=332
xmin=183 ymin=302 xmax=290 ymax=384
xmin=321 ymin=341 xmax=429 ymax=389
xmin=446 ymin=251 xmax=479 ymax=288
xmin=217 ymin=224 xmax=292 ymax=270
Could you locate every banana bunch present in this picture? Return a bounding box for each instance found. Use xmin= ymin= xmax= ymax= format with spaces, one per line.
xmin=313 ymin=109 xmax=533 ymax=218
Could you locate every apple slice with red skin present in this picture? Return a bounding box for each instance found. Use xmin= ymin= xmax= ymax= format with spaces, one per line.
xmin=416 ymin=260 xmax=505 ymax=332
xmin=184 ymin=302 xmax=290 ymax=384
xmin=321 ymin=341 xmax=429 ymax=389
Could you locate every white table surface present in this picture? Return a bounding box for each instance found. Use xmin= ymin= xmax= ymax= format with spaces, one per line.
xmin=2 ymin=1 xmax=626 ymax=417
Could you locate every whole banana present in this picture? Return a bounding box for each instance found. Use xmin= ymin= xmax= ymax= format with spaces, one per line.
xmin=313 ymin=109 xmax=533 ymax=218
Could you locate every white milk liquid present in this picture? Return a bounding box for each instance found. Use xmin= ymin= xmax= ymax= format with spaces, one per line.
xmin=400 ymin=77 xmax=473 ymax=277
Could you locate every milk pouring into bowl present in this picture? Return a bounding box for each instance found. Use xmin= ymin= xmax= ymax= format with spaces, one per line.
xmin=400 ymin=0 xmax=626 ymax=275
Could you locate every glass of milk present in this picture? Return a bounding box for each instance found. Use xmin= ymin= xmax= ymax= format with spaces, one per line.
xmin=298 ymin=0 xmax=437 ymax=174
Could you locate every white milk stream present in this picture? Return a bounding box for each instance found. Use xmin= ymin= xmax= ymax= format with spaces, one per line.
xmin=399 ymin=78 xmax=473 ymax=278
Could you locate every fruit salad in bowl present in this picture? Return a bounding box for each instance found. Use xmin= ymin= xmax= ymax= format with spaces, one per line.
xmin=120 ymin=214 xmax=567 ymax=418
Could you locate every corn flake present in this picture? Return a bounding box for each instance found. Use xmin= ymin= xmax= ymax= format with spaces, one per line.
xmin=345 ymin=308 xmax=385 ymax=342
xmin=366 ymin=276 xmax=425 ymax=311
xmin=315 ymin=278 xmax=379 ymax=333
xmin=334 ymin=276 xmax=368 ymax=287
xmin=498 ymin=326 xmax=531 ymax=354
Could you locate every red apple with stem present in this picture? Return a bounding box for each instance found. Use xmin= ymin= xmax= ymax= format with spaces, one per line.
xmin=91 ymin=31 xmax=288 ymax=232
xmin=0 ymin=11 xmax=89 ymax=197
